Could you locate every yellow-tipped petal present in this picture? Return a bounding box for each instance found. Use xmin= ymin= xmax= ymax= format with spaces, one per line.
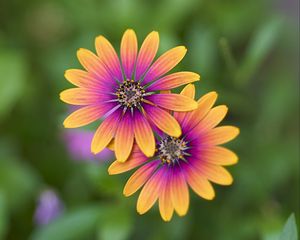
xmin=201 ymin=126 xmax=240 ymax=146
xmin=133 ymin=112 xmax=155 ymax=157
xmin=170 ymin=171 xmax=189 ymax=216
xmin=144 ymin=105 xmax=181 ymax=137
xmin=121 ymin=29 xmax=138 ymax=79
xmin=115 ymin=115 xmax=134 ymax=162
xmin=200 ymin=146 xmax=238 ymax=166
xmin=143 ymin=46 xmax=187 ymax=84
xmin=95 ymin=35 xmax=122 ymax=80
xmin=91 ymin=112 xmax=120 ymax=154
xmin=147 ymin=93 xmax=198 ymax=112
xmin=135 ymin=31 xmax=159 ymax=80
xmin=63 ymin=105 xmax=105 ymax=128
xmin=148 ymin=72 xmax=200 ymax=91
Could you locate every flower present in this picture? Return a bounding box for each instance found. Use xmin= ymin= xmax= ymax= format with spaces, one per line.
xmin=64 ymin=129 xmax=114 ymax=162
xmin=60 ymin=29 xmax=199 ymax=163
xmin=108 ymin=84 xmax=239 ymax=221
xmin=34 ymin=189 xmax=63 ymax=225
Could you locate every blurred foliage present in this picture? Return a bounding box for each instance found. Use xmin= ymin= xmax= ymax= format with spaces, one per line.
xmin=279 ymin=214 xmax=298 ymax=240
xmin=0 ymin=0 xmax=299 ymax=239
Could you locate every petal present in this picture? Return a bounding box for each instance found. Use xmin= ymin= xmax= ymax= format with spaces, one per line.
xmin=64 ymin=69 xmax=105 ymax=89
xmin=183 ymin=163 xmax=215 ymax=200
xmin=173 ymin=84 xmax=196 ymax=123
xmin=200 ymin=126 xmax=240 ymax=146
xmin=123 ymin=160 xmax=160 ymax=197
xmin=159 ymin=170 xmax=174 ymax=221
xmin=199 ymin=146 xmax=238 ymax=166
xmin=133 ymin=111 xmax=155 ymax=157
xmin=95 ymin=35 xmax=123 ymax=81
xmin=147 ymin=72 xmax=200 ymax=91
xmin=190 ymin=105 xmax=228 ymax=137
xmin=170 ymin=168 xmax=189 ymax=216
xmin=91 ymin=111 xmax=121 ymax=154
xmin=77 ymin=48 xmax=113 ymax=82
xmin=198 ymin=105 xmax=228 ymax=130
xmin=137 ymin=166 xmax=165 ymax=215
xmin=135 ymin=31 xmax=159 ymax=81
xmin=142 ymin=46 xmax=187 ymax=85
xmin=60 ymin=88 xmax=109 ymax=105
xmin=181 ymin=91 xmax=218 ymax=132
xmin=143 ymin=104 xmax=181 ymax=137
xmin=108 ymin=146 xmax=148 ymax=174
xmin=147 ymin=93 xmax=198 ymax=112
xmin=115 ymin=113 xmax=134 ymax=162
xmin=63 ymin=105 xmax=108 ymax=128
xmin=121 ymin=29 xmax=138 ymax=79
xmin=195 ymin=163 xmax=233 ymax=185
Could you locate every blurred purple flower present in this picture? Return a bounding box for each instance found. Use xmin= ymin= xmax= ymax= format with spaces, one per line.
xmin=64 ymin=130 xmax=114 ymax=162
xmin=34 ymin=189 xmax=63 ymax=225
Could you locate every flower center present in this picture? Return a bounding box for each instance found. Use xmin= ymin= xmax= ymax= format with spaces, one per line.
xmin=116 ymin=79 xmax=145 ymax=108
xmin=158 ymin=136 xmax=189 ymax=165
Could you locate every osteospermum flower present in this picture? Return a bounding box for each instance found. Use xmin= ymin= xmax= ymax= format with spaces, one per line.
xmin=108 ymin=84 xmax=239 ymax=221
xmin=60 ymin=29 xmax=199 ymax=162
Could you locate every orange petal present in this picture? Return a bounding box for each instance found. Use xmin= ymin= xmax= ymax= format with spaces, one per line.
xmin=193 ymin=105 xmax=228 ymax=133
xmin=60 ymin=88 xmax=106 ymax=105
xmin=64 ymin=69 xmax=103 ymax=89
xmin=197 ymin=163 xmax=233 ymax=185
xmin=201 ymin=126 xmax=240 ymax=146
xmin=181 ymin=91 xmax=218 ymax=131
xmin=147 ymin=93 xmax=198 ymax=112
xmin=135 ymin=31 xmax=159 ymax=80
xmin=108 ymin=147 xmax=148 ymax=175
xmin=184 ymin=164 xmax=215 ymax=200
xmin=63 ymin=105 xmax=107 ymax=128
xmin=95 ymin=35 xmax=123 ymax=80
xmin=148 ymin=72 xmax=200 ymax=91
xmin=115 ymin=114 xmax=134 ymax=162
xmin=137 ymin=167 xmax=165 ymax=215
xmin=200 ymin=146 xmax=238 ymax=166
xmin=174 ymin=84 xmax=196 ymax=123
xmin=142 ymin=46 xmax=187 ymax=85
xmin=144 ymin=105 xmax=181 ymax=137
xmin=170 ymin=169 xmax=189 ymax=216
xmin=77 ymin=48 xmax=112 ymax=81
xmin=133 ymin=111 xmax=155 ymax=157
xmin=123 ymin=160 xmax=160 ymax=197
xmin=91 ymin=111 xmax=121 ymax=154
xmin=121 ymin=29 xmax=138 ymax=79
xmin=159 ymin=173 xmax=174 ymax=221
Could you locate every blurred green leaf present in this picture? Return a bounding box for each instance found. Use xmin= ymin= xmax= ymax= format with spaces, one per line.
xmin=0 ymin=191 xmax=8 ymax=240
xmin=0 ymin=49 xmax=27 ymax=120
xmin=236 ymin=17 xmax=282 ymax=86
xmin=0 ymin=143 xmax=39 ymax=211
xmin=98 ymin=204 xmax=133 ymax=240
xmin=31 ymin=205 xmax=103 ymax=240
xmin=279 ymin=214 xmax=298 ymax=240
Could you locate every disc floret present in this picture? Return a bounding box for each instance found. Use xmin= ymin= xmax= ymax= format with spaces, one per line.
xmin=158 ymin=136 xmax=189 ymax=165
xmin=116 ymin=79 xmax=146 ymax=108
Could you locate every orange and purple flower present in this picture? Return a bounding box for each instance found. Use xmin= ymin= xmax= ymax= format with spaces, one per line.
xmin=108 ymin=84 xmax=239 ymax=221
xmin=60 ymin=29 xmax=199 ymax=162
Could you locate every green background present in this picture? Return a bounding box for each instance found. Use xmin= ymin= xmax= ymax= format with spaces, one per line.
xmin=0 ymin=0 xmax=299 ymax=239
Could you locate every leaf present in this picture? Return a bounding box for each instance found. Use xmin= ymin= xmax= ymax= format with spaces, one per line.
xmin=31 ymin=205 xmax=103 ymax=240
xmin=236 ymin=17 xmax=282 ymax=86
xmin=0 ymin=191 xmax=8 ymax=240
xmin=0 ymin=49 xmax=27 ymax=120
xmin=97 ymin=203 xmax=133 ymax=240
xmin=0 ymin=145 xmax=39 ymax=211
xmin=279 ymin=213 xmax=298 ymax=240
